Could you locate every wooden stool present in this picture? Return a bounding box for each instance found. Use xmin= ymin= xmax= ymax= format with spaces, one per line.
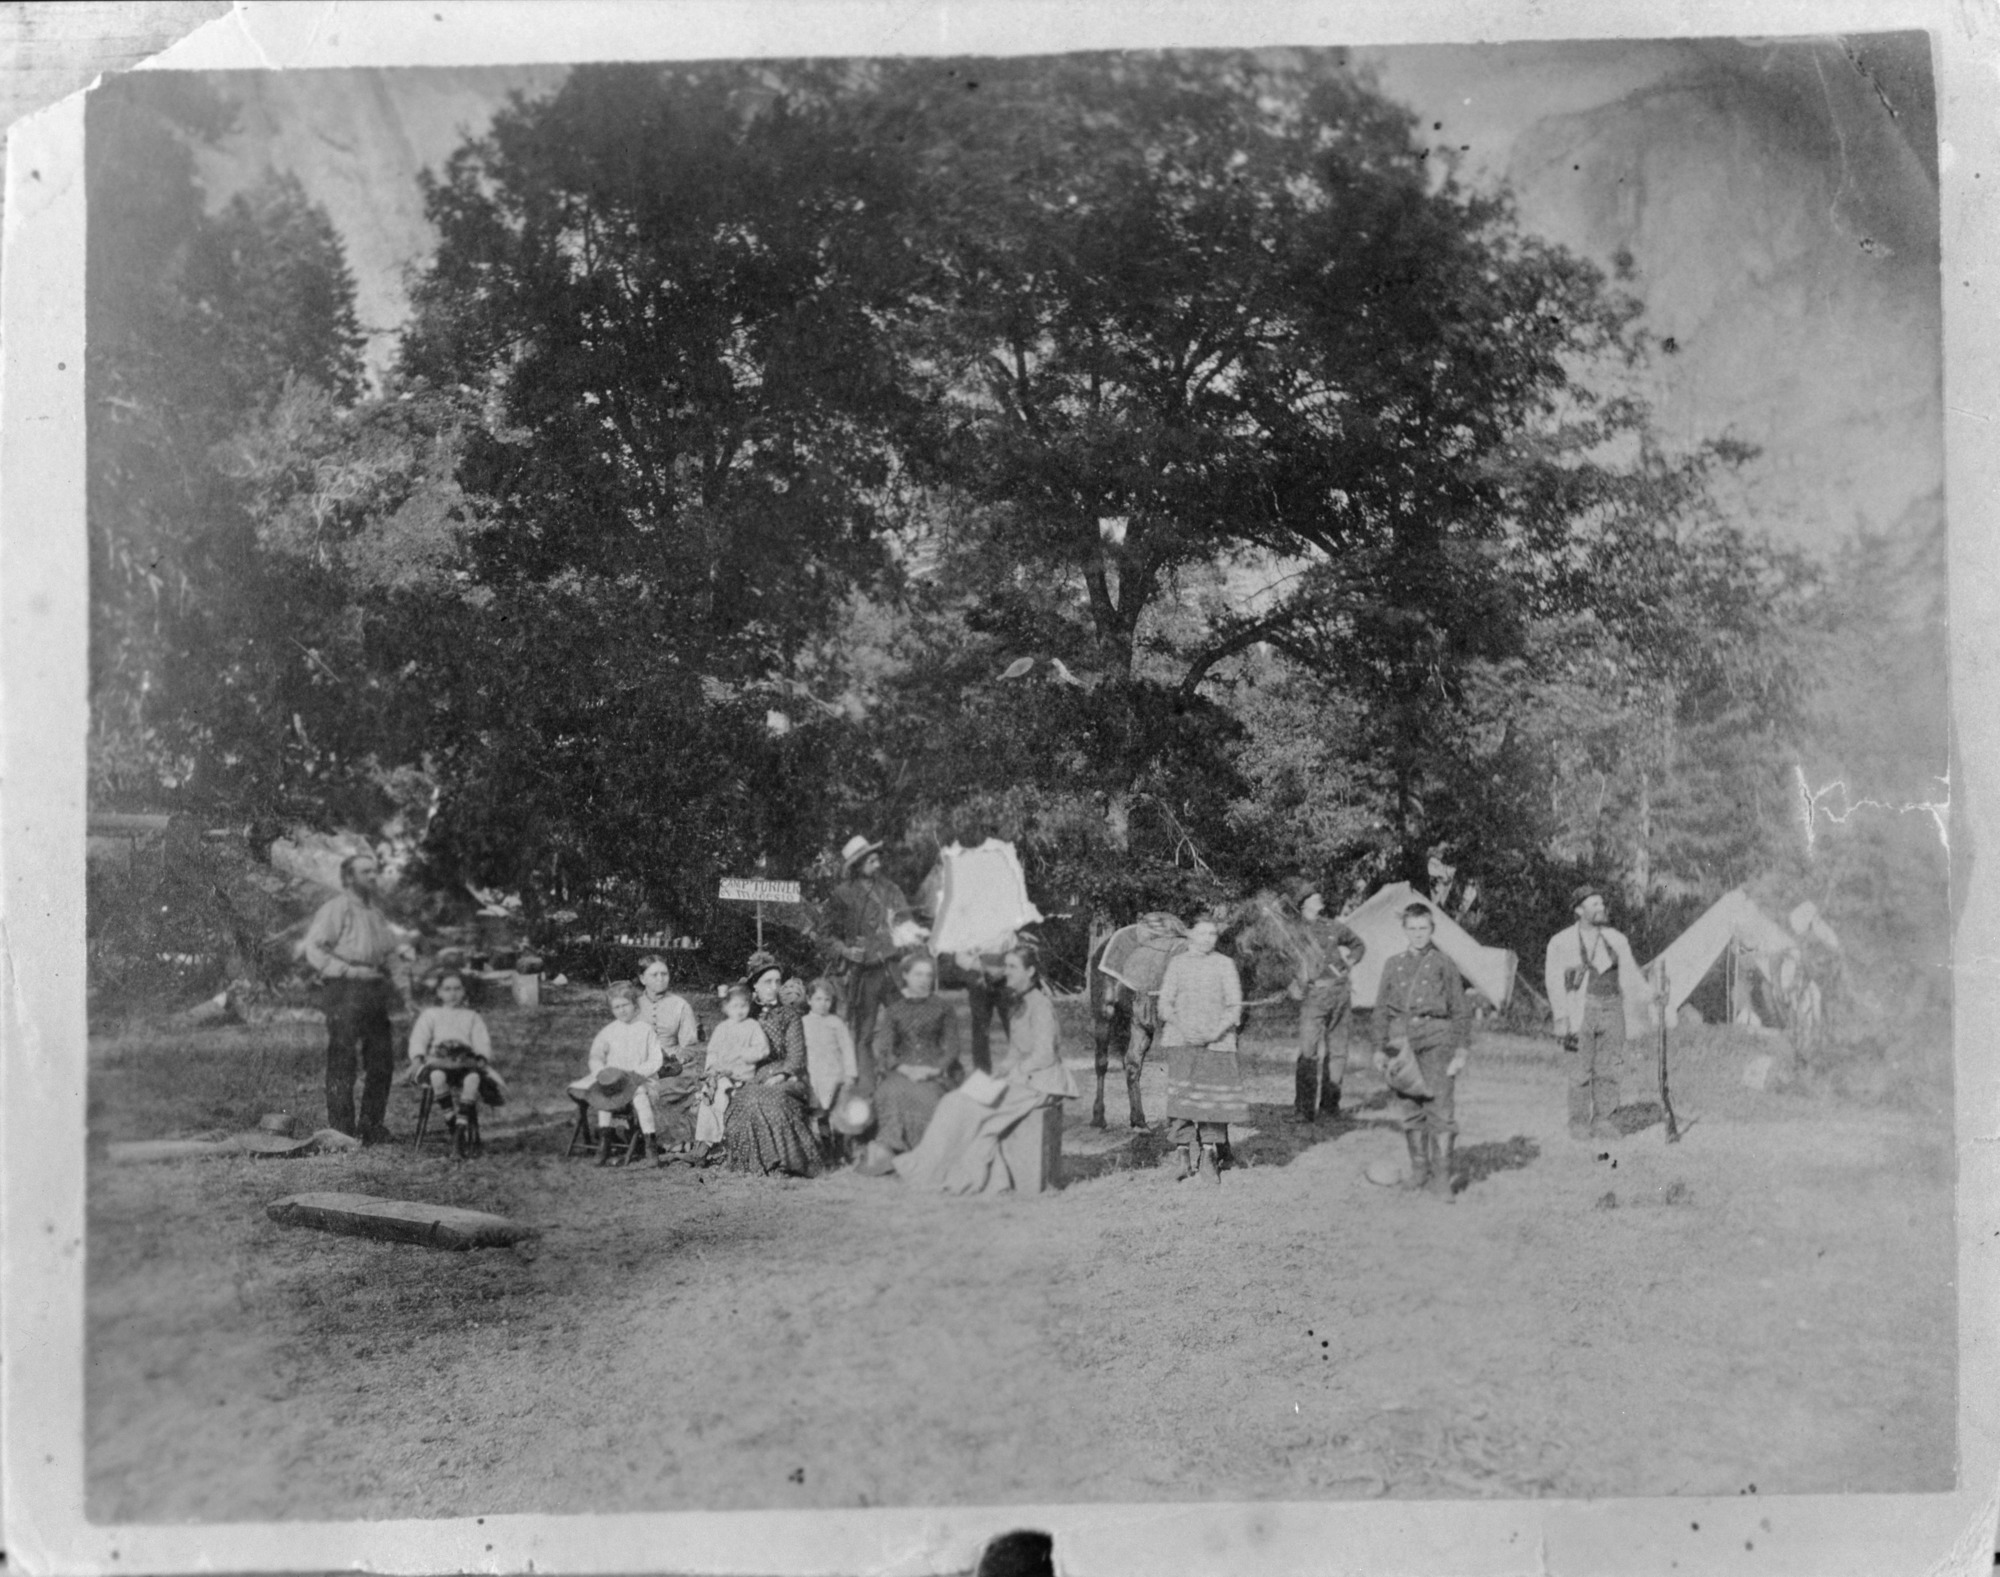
xmin=565 ymin=1097 xmax=646 ymax=1164
xmin=411 ymin=1084 xmax=481 ymax=1158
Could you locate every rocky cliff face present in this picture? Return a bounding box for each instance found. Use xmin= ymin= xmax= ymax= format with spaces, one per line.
xmin=191 ymin=35 xmax=1942 ymax=553
xmin=195 ymin=64 xmax=565 ymax=375
xmin=1373 ymin=36 xmax=1940 ymax=550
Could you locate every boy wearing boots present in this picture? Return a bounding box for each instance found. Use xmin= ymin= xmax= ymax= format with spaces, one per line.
xmin=1372 ymin=903 xmax=1470 ymax=1198
xmin=568 ymin=980 xmax=668 ymax=1165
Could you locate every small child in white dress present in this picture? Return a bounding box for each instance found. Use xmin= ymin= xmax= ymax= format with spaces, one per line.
xmin=694 ymin=986 xmax=770 ymax=1151
xmin=802 ymin=977 xmax=859 ymax=1114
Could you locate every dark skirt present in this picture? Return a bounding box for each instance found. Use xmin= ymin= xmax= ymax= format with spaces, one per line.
xmin=723 ymin=1081 xmax=820 ymax=1176
xmin=416 ymin=1057 xmax=507 ymax=1106
xmin=650 ymin=1071 xmax=704 ymax=1146
xmin=874 ymin=1071 xmax=945 ymax=1153
xmin=1164 ymin=1044 xmax=1249 ymax=1125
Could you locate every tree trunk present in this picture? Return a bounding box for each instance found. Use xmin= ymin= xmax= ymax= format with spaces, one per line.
xmin=1632 ymin=771 xmax=1652 ymax=903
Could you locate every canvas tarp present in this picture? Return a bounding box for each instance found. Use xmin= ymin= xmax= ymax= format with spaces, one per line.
xmin=1342 ymin=882 xmax=1518 ymax=1011
xmin=926 ymin=839 xmax=1044 ymax=959
xmin=1096 ymin=914 xmax=1190 ymax=996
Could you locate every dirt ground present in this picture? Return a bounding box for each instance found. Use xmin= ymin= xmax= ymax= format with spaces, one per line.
xmin=86 ymin=989 xmax=1957 ymax=1522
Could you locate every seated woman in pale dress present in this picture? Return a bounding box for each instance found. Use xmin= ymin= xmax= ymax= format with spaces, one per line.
xmin=879 ymin=942 xmax=1077 ymax=1194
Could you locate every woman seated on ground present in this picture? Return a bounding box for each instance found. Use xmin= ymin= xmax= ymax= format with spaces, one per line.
xmin=724 ymin=951 xmax=822 ymax=1176
xmin=854 ymin=952 xmax=967 ymax=1169
xmin=869 ymin=942 xmax=1076 ymax=1193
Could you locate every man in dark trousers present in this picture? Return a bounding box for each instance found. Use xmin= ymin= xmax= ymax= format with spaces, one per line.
xmin=825 ymin=834 xmax=915 ymax=1061
xmin=1291 ymin=880 xmax=1366 ymax=1123
xmin=302 ymin=852 xmax=403 ymax=1143
xmin=1371 ymin=902 xmax=1470 ymax=1197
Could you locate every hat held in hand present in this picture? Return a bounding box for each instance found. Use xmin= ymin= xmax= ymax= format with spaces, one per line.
xmin=584 ymin=1066 xmax=642 ymax=1112
xmin=829 ymin=1092 xmax=875 ymax=1137
xmin=1383 ymin=1046 xmax=1432 ymax=1100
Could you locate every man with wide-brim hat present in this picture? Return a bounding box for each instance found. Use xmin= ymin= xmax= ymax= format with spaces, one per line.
xmin=823 ymin=833 xmax=917 ymax=1058
xmin=1544 ymin=882 xmax=1655 ymax=1142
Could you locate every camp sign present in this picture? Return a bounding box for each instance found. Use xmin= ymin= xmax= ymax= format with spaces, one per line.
xmin=717 ymin=878 xmax=801 ymax=904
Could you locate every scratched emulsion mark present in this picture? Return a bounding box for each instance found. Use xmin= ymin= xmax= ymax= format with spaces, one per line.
xmin=1795 ymin=764 xmax=1950 ymax=854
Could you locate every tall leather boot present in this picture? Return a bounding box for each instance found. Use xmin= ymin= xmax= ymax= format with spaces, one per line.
xmin=1403 ymin=1129 xmax=1429 ymax=1190
xmin=455 ymin=1100 xmax=479 ymax=1158
xmin=1294 ymin=1059 xmax=1319 ymax=1123
xmin=596 ymin=1125 xmax=618 ymax=1166
xmin=1427 ymin=1135 xmax=1453 ymax=1198
xmin=1321 ymin=1077 xmax=1343 ymax=1123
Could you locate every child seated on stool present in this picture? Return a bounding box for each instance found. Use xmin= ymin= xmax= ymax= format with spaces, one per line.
xmin=803 ymin=976 xmax=859 ymax=1155
xmin=407 ymin=971 xmax=506 ymax=1148
xmin=568 ymin=979 xmax=669 ymax=1165
xmin=693 ymin=984 xmax=769 ymax=1159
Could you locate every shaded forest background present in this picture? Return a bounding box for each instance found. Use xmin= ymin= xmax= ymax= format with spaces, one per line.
xmin=84 ymin=53 xmax=1948 ymax=1046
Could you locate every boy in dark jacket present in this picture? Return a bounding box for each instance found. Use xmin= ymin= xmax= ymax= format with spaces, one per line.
xmin=1372 ymin=903 xmax=1471 ymax=1198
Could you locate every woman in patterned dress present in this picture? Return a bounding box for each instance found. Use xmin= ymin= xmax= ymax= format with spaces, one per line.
xmin=723 ymin=951 xmax=821 ymax=1176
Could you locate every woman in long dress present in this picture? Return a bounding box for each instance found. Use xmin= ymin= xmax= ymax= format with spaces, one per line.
xmin=722 ymin=951 xmax=821 ymax=1176
xmin=1158 ymin=915 xmax=1246 ymax=1184
xmin=856 ymin=952 xmax=965 ymax=1166
xmin=891 ymin=942 xmax=1077 ymax=1194
xmin=635 ymin=954 xmax=704 ymax=1152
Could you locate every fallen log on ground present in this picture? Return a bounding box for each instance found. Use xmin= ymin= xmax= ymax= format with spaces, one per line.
xmin=265 ymin=1191 xmax=533 ymax=1250
xmin=109 ymin=1129 xmax=361 ymax=1164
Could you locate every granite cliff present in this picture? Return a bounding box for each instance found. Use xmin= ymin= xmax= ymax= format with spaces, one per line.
xmin=189 ymin=36 xmax=1941 ymax=554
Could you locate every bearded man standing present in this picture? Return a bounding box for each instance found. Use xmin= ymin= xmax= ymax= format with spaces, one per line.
xmin=825 ymin=835 xmax=916 ymax=1060
xmin=1544 ymin=883 xmax=1653 ymax=1142
xmin=302 ymin=852 xmax=402 ymax=1143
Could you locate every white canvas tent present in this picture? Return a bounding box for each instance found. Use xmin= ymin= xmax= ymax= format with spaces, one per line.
xmin=1342 ymin=881 xmax=1517 ymax=1011
xmin=1646 ymin=888 xmax=1833 ymax=1035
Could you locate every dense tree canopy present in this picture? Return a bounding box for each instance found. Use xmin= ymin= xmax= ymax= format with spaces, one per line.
xmin=84 ymin=56 xmax=1947 ymax=1027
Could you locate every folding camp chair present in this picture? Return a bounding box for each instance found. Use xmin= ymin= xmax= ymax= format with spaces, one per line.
xmin=564 ymin=1095 xmax=647 ymax=1164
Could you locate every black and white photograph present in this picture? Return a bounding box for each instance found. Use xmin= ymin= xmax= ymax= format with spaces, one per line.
xmin=4 ymin=3 xmax=1997 ymax=1573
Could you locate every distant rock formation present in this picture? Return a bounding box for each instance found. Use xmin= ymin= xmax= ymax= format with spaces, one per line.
xmin=196 ymin=64 xmax=566 ymax=376
xmin=194 ymin=36 xmax=1941 ymax=554
xmin=1372 ymin=35 xmax=1940 ymax=550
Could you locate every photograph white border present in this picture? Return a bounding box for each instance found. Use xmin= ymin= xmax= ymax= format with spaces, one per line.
xmin=5 ymin=2 xmax=1997 ymax=1572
